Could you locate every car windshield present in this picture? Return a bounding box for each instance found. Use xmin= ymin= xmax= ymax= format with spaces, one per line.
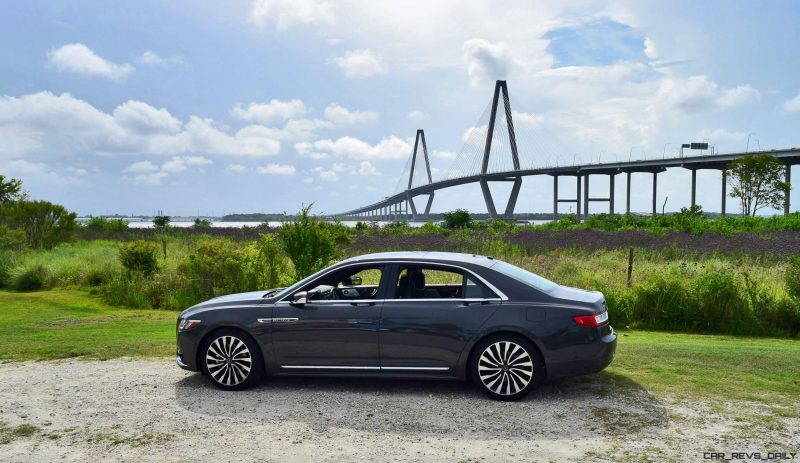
xmin=490 ymin=260 xmax=557 ymax=293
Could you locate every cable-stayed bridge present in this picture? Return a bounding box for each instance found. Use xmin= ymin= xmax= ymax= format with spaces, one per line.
xmin=336 ymin=81 xmax=800 ymax=220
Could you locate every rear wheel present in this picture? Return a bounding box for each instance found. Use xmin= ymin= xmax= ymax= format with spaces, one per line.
xmin=471 ymin=335 xmax=542 ymax=401
xmin=200 ymin=329 xmax=264 ymax=390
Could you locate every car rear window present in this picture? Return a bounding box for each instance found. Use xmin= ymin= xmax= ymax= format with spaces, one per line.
xmin=490 ymin=260 xmax=557 ymax=293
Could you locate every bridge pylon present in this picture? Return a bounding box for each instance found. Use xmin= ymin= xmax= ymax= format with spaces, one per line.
xmin=405 ymin=129 xmax=434 ymax=220
xmin=480 ymin=80 xmax=522 ymax=219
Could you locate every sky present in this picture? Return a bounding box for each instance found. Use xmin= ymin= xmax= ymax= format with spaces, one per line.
xmin=1 ymin=0 xmax=799 ymax=217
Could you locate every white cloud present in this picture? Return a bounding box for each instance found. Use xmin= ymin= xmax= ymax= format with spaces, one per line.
xmin=329 ymin=49 xmax=385 ymax=78
xmin=257 ymin=163 xmax=296 ymax=175
xmin=249 ymin=0 xmax=334 ymax=30
xmin=123 ymin=160 xmax=159 ymax=173
xmin=302 ymin=176 xmax=313 ymax=183
xmin=781 ymin=92 xmax=800 ymax=113
xmin=161 ymin=156 xmax=213 ymax=173
xmin=3 ymin=159 xmax=85 ymax=186
xmin=643 ymin=37 xmax=658 ymax=59
xmin=695 ymin=128 xmax=746 ymax=144
xmin=0 ymin=92 xmax=283 ymax=158
xmin=126 ymin=172 xmax=168 ymax=186
xmin=408 ymin=110 xmax=428 ymax=121
xmin=324 ymin=104 xmax=378 ymax=125
xmin=655 ymin=76 xmax=760 ymax=114
xmin=357 ymin=160 xmax=380 ymax=176
xmin=135 ymin=51 xmax=182 ymax=66
xmin=462 ymin=38 xmax=516 ymax=87
xmin=48 ymin=43 xmax=132 ymax=80
xmin=318 ymin=170 xmax=339 ymax=182
xmin=225 ymin=164 xmax=247 ymax=173
xmin=113 ymin=100 xmax=182 ymax=135
xmin=231 ymin=99 xmax=307 ymax=124
xmin=512 ymin=111 xmax=545 ymax=127
xmin=295 ymin=135 xmax=412 ymax=160
xmin=717 ymin=85 xmax=761 ymax=109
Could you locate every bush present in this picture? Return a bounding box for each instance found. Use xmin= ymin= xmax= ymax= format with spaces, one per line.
xmin=0 ymin=251 xmax=16 ymax=288
xmin=178 ymin=239 xmax=252 ymax=300
xmin=193 ymin=218 xmax=212 ymax=229
xmin=0 ymin=224 xmax=26 ymax=250
xmin=785 ymin=257 xmax=800 ymax=301
xmin=442 ymin=209 xmax=472 ymax=229
xmin=11 ymin=265 xmax=49 ymax=291
xmin=86 ymin=217 xmax=129 ymax=233
xmin=0 ymin=200 xmax=78 ymax=249
xmin=249 ymin=234 xmax=292 ymax=289
xmin=119 ymin=240 xmax=159 ymax=277
xmin=101 ymin=272 xmax=151 ymax=309
xmin=279 ymin=205 xmax=337 ymax=279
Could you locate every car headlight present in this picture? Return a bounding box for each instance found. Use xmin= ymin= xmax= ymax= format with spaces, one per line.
xmin=178 ymin=318 xmax=202 ymax=331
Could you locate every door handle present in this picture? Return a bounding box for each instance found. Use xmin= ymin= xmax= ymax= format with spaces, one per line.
xmin=350 ymin=301 xmax=376 ymax=307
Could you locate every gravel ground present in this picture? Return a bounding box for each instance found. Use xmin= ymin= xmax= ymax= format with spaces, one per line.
xmin=0 ymin=359 xmax=797 ymax=462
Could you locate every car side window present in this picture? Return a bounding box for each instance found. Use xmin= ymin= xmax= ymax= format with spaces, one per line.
xmin=297 ymin=265 xmax=384 ymax=301
xmin=394 ymin=265 xmax=464 ymax=299
xmin=465 ymin=275 xmax=498 ymax=299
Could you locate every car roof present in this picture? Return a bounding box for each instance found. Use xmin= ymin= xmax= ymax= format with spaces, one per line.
xmin=339 ymin=251 xmax=498 ymax=267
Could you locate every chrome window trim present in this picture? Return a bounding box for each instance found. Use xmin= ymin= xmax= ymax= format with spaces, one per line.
xmin=277 ymin=260 xmax=508 ymax=302
xmin=274 ymin=297 xmax=502 ymax=305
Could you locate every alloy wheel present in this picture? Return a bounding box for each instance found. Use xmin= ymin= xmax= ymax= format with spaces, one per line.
xmin=478 ymin=340 xmax=534 ymax=396
xmin=205 ymin=335 xmax=252 ymax=386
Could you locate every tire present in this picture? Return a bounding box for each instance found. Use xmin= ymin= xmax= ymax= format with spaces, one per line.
xmin=471 ymin=335 xmax=542 ymax=401
xmin=200 ymin=329 xmax=264 ymax=391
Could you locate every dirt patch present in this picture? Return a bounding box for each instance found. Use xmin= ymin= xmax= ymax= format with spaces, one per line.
xmin=0 ymin=359 xmax=796 ymax=462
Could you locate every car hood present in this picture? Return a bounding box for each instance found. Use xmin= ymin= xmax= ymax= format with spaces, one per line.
xmin=179 ymin=288 xmax=281 ymax=318
xmin=549 ymin=285 xmax=604 ymax=305
xmin=205 ymin=290 xmax=271 ymax=304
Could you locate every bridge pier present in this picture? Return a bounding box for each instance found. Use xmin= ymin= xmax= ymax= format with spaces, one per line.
xmin=652 ymin=172 xmax=658 ymax=216
xmin=576 ymin=174 xmax=582 ymax=219
xmin=626 ymin=172 xmax=631 ymax=214
xmin=583 ymin=175 xmax=590 ymax=217
xmin=690 ymin=169 xmax=697 ymax=208
xmin=609 ymin=174 xmax=615 ymax=214
xmin=553 ymin=175 xmax=558 ymax=220
xmin=786 ymin=165 xmax=792 ymax=215
xmin=721 ymin=170 xmax=727 ymax=216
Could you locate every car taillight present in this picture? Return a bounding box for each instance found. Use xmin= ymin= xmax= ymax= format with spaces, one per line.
xmin=573 ymin=310 xmax=609 ymax=327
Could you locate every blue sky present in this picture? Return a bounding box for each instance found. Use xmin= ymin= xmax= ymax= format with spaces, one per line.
xmin=1 ymin=0 xmax=799 ymax=216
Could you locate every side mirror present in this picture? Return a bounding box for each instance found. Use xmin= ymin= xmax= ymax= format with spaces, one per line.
xmin=291 ymin=291 xmax=308 ymax=306
xmin=346 ymin=276 xmax=363 ymax=286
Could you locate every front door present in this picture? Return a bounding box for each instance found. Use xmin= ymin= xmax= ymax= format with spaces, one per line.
xmin=271 ymin=264 xmax=386 ymax=369
xmin=379 ymin=264 xmax=501 ymax=371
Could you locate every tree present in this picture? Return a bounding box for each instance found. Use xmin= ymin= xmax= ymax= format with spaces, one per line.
xmin=153 ymin=213 xmax=171 ymax=230
xmin=193 ymin=218 xmax=212 ymax=229
xmin=725 ymin=154 xmax=790 ymax=216
xmin=0 ymin=175 xmax=24 ymax=203
xmin=0 ymin=200 xmax=78 ymax=248
xmin=442 ymin=209 xmax=472 ymax=229
xmin=279 ymin=204 xmax=337 ymax=279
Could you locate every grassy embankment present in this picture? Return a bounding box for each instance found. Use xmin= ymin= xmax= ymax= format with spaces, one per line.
xmin=0 ymin=289 xmax=798 ymax=409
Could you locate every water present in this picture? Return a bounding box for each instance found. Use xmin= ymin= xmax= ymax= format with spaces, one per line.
xmin=105 ymin=220 xmax=552 ymax=229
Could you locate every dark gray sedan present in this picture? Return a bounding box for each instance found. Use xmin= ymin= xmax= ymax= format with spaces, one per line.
xmin=176 ymin=251 xmax=616 ymax=400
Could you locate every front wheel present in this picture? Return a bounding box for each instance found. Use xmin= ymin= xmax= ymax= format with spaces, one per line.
xmin=200 ymin=329 xmax=264 ymax=390
xmin=471 ymin=336 xmax=542 ymax=401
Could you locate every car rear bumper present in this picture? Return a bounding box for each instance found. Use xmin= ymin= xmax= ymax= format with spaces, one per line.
xmin=546 ymin=326 xmax=617 ymax=380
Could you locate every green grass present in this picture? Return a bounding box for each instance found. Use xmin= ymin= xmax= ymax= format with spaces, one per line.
xmin=607 ymin=330 xmax=800 ymax=405
xmin=0 ymin=290 xmax=176 ymax=361
xmin=1 ymin=289 xmax=798 ymax=409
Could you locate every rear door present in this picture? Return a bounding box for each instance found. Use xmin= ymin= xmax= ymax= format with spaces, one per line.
xmin=378 ymin=264 xmax=501 ymax=372
xmin=271 ymin=264 xmax=386 ymax=369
